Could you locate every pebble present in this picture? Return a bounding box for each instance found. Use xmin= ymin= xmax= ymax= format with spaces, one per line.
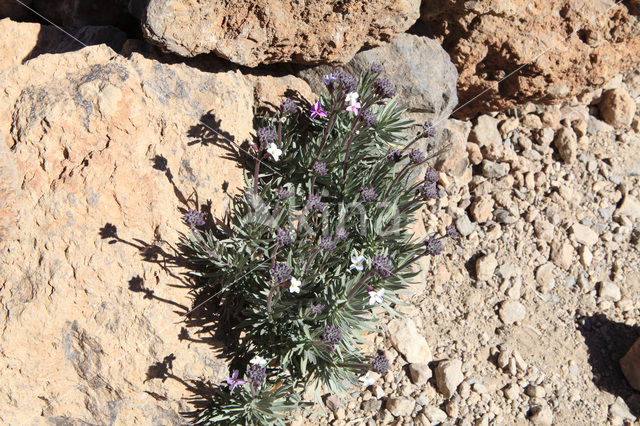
xmin=325 ymin=394 xmax=342 ymax=412
xmin=599 ymin=88 xmax=637 ymax=128
xmin=503 ymin=383 xmax=520 ymax=400
xmin=387 ymin=318 xmax=432 ymax=364
xmin=550 ymin=240 xmax=574 ymax=270
xmin=553 ymin=126 xmax=578 ymax=164
xmin=476 ymin=254 xmax=497 ymax=281
xmin=620 ymin=338 xmax=640 ymax=391
xmin=456 ymin=214 xmax=475 ymax=237
xmin=537 ymin=127 xmax=555 ymax=146
xmin=529 ymin=404 xmax=553 ymax=425
xmin=615 ymin=195 xmax=640 ymax=221
xmin=423 ymin=405 xmax=448 ymax=423
xmin=361 ymin=398 xmax=382 ymax=413
xmin=499 ymin=300 xmax=526 ymax=324
xmin=481 ymin=160 xmax=509 ymax=178
xmin=525 ymin=385 xmax=546 ymax=398
xmin=435 ymin=359 xmax=464 ymax=398
xmin=535 ymin=262 xmax=555 ymax=293
xmin=571 ymin=223 xmax=599 ymax=246
xmin=579 ymin=246 xmax=593 ymax=267
xmin=470 ymin=115 xmax=502 ymax=147
xmin=609 ymin=397 xmax=635 ymax=421
xmin=408 ymin=363 xmax=432 ymax=386
xmin=470 ymin=195 xmax=494 ymax=223
xmin=598 ymin=281 xmax=621 ymax=301
xmin=534 ymin=218 xmax=554 ymax=242
xmin=386 ymin=397 xmax=415 ymax=417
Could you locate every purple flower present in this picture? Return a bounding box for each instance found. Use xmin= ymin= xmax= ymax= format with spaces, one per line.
xmin=281 ymin=98 xmax=298 ymax=115
xmin=319 ymin=236 xmax=336 ymax=252
xmin=421 ymin=181 xmax=438 ymax=200
xmin=370 ymin=62 xmax=383 ymax=73
xmin=333 ymin=67 xmax=358 ymax=92
xmin=387 ymin=148 xmax=403 ymax=163
xmin=323 ymin=325 xmax=342 ymax=345
xmin=276 ymin=186 xmax=291 ymax=201
xmin=426 ymin=236 xmax=444 ymax=256
xmin=360 ymin=108 xmax=377 ymax=127
xmin=446 ymin=224 xmax=459 ymax=240
xmin=226 ymin=370 xmax=246 ymax=392
xmin=372 ymin=354 xmax=390 ymax=375
xmin=257 ymin=126 xmax=277 ymax=148
xmin=422 ymin=122 xmax=436 ymax=138
xmin=313 ymin=161 xmax=328 ymax=176
xmin=335 ymin=227 xmax=349 ymax=242
xmin=246 ymin=364 xmax=267 ymax=388
xmin=310 ymin=100 xmax=328 ymax=119
xmin=275 ymin=228 xmax=293 ymax=246
xmin=322 ymin=73 xmax=337 ymax=86
xmin=372 ymin=254 xmax=392 ymax=278
xmin=374 ymin=78 xmax=396 ymax=99
xmin=306 ymin=194 xmax=324 ymax=211
xmin=409 ymin=149 xmax=425 ymax=164
xmin=271 ymin=262 xmax=293 ymax=283
xmin=360 ymin=186 xmax=378 ymax=202
xmin=425 ymin=167 xmax=439 ymax=183
xmin=184 ymin=209 xmax=205 ymax=227
xmin=309 ymin=301 xmax=325 ymax=314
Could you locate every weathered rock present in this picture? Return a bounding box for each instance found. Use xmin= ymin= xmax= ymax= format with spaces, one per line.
xmin=571 ymin=223 xmax=599 ymax=246
xmin=434 ymin=359 xmax=463 ymax=398
xmin=436 ymin=120 xmax=468 ymax=176
xmin=615 ymin=194 xmax=640 ymax=221
xmin=0 ymin=30 xmax=310 ymax=423
xmin=481 ymin=160 xmax=509 ymax=179
xmin=470 ymin=195 xmax=494 ymax=223
xmin=408 ymin=363 xmax=432 ymax=386
xmin=469 ymin=115 xmax=501 ymax=147
xmin=325 ymin=394 xmax=342 ymax=412
xmin=599 ymin=88 xmax=637 ymax=128
xmin=387 ymin=318 xmax=432 ymax=364
xmin=423 ymin=405 xmax=448 ymax=423
xmin=529 ymin=404 xmax=553 ymax=425
xmin=455 ymin=214 xmax=475 ymax=237
xmin=299 ymin=33 xmax=458 ymax=124
xmin=550 ymin=240 xmax=574 ymax=270
xmin=386 ymin=397 xmax=415 ymax=417
xmin=138 ymin=0 xmax=420 ymax=66
xmin=476 ymin=253 xmax=497 ymax=281
xmin=499 ymin=300 xmax=526 ymax=324
xmin=554 ymin=126 xmax=578 ymax=164
xmin=598 ymin=281 xmax=622 ymax=302
xmin=421 ymin=0 xmax=640 ymax=117
xmin=609 ymin=396 xmax=636 ymax=421
xmin=535 ymin=262 xmax=555 ymax=293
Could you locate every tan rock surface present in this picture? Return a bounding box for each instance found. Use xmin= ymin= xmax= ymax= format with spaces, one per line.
xmin=421 ymin=1 xmax=640 ymax=117
xmin=0 ymin=27 xmax=310 ymax=421
xmin=138 ymin=0 xmax=420 ymax=66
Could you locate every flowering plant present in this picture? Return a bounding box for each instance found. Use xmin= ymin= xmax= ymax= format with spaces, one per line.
xmin=182 ymin=64 xmax=451 ymax=425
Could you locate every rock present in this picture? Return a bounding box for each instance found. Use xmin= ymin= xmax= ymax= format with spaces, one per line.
xmin=434 ymin=359 xmax=464 ymax=398
xmin=615 ymin=195 xmax=640 ymax=221
xmin=499 ymin=301 xmax=526 ymax=324
xmin=423 ymin=405 xmax=448 ymax=423
xmin=436 ymin=122 xmax=469 ymax=177
xmin=361 ymin=398 xmax=382 ymax=413
xmin=0 ymin=34 xmax=314 ymax=423
xmin=386 ymin=397 xmax=415 ymax=417
xmin=571 ymin=223 xmax=599 ymax=246
xmin=534 ymin=218 xmax=554 ymax=242
xmin=580 ymin=246 xmax=593 ymax=267
xmin=455 ymin=214 xmax=475 ymax=237
xmin=529 ymin=404 xmax=553 ymax=426
xmin=470 ymin=115 xmax=501 ymax=147
xmin=408 ymin=363 xmax=433 ymax=386
xmin=599 ymin=88 xmax=637 ymax=128
xmin=481 ymin=160 xmax=509 ymax=179
xmin=139 ymin=0 xmax=420 ymax=66
xmin=503 ymin=383 xmax=520 ymax=400
xmin=610 ymin=396 xmax=636 ymax=421
xmin=554 ymin=127 xmax=578 ymax=164
xmin=421 ymin=1 xmax=640 ymax=117
xmin=621 ymin=338 xmax=640 ymax=391
xmin=550 ymin=240 xmax=574 ymax=270
xmin=476 ymin=254 xmax=497 ymax=281
xmin=467 ymin=142 xmax=483 ymax=165
xmin=598 ymin=282 xmax=622 ymax=302
xmin=470 ymin=195 xmax=494 ymax=223
xmin=525 ymin=385 xmax=546 ymax=398
xmin=387 ymin=318 xmax=432 ymax=364
xmin=300 ymin=33 xmax=458 ymax=129
xmin=535 ymin=263 xmax=555 ymax=293
xmin=325 ymin=394 xmax=342 ymax=412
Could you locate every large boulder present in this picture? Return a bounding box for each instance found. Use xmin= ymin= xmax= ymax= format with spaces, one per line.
xmin=136 ymin=0 xmax=420 ymax=66
xmin=0 ymin=20 xmax=310 ymax=424
xmin=421 ymin=0 xmax=640 ymax=117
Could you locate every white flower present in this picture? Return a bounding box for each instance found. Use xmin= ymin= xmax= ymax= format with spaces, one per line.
xmin=368 ymin=288 xmax=385 ymax=306
xmin=345 ymin=91 xmax=359 ymax=106
xmin=289 ymin=277 xmax=302 ymax=293
xmin=267 ymin=143 xmax=283 ymax=161
xmin=250 ymin=356 xmax=268 ymax=367
xmin=359 ymin=371 xmax=377 ymax=387
xmin=350 ymin=255 xmax=365 ymax=272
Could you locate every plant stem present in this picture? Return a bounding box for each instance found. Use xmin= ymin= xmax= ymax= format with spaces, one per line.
xmin=345 ymin=272 xmax=373 ymax=303
xmin=253 ymin=154 xmax=261 ymax=196
xmin=190 ymin=227 xmax=220 ymax=260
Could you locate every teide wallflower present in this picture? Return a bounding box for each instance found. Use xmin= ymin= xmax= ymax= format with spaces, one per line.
xmin=409 ymin=149 xmax=425 ymax=164
xmin=350 ymin=254 xmax=365 ymax=272
xmin=246 ymin=364 xmax=267 ymax=388
xmin=335 ymin=227 xmax=349 ymax=242
xmin=425 ymin=167 xmax=439 ymax=183
xmin=310 ymin=100 xmax=328 ymax=119
xmin=368 ymin=288 xmax=385 ymax=305
xmin=370 ymin=62 xmax=383 ymax=73
xmin=446 ymin=224 xmax=459 ymax=239
xmin=319 ymin=236 xmax=336 ymax=252
xmin=345 ymin=92 xmax=359 ymax=106
xmin=372 ymin=254 xmax=392 ymax=278
xmin=183 ymin=209 xmax=205 ymax=227
xmin=309 ymin=301 xmax=324 ymax=314
xmin=359 ymin=371 xmax=377 ymax=387
xmin=276 ymin=186 xmax=291 ymax=201
xmin=257 ymin=126 xmax=277 ymax=148
xmin=289 ymin=277 xmax=302 ymax=293
xmin=267 ymin=143 xmax=283 ymax=161
xmin=275 ymin=228 xmax=293 ymax=246
xmin=372 ymin=354 xmax=390 ymax=375
xmin=313 ymin=161 xmax=328 ymax=176
xmin=345 ymin=101 xmax=361 ymax=115
xmin=421 ymin=181 xmax=438 ymax=200
xmin=280 ymin=97 xmax=298 ymax=115
xmin=226 ymin=370 xmax=246 ymax=392
xmin=387 ymin=148 xmax=403 ymax=163
xmin=250 ymin=356 xmax=268 ymax=367
xmin=360 ymin=186 xmax=378 ymax=202
xmin=422 ymin=122 xmax=436 ymax=138
xmin=271 ymin=262 xmax=292 ymax=283
xmin=360 ymin=108 xmax=377 ymax=127
xmin=306 ymin=194 xmax=324 ymax=211
xmin=374 ymin=78 xmax=396 ymax=99
xmin=426 ymin=236 xmax=444 ymax=256
xmin=322 ymin=325 xmax=342 ymax=345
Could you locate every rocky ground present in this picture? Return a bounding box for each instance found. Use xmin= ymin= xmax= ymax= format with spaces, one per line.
xmin=297 ymin=71 xmax=640 ymax=425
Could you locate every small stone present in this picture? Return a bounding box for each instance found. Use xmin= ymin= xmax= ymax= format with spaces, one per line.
xmin=470 ymin=195 xmax=494 ymax=223
xmin=598 ymin=281 xmax=621 ymax=302
xmin=615 ymin=195 xmax=640 ymax=221
xmin=525 ymin=385 xmax=546 ymax=398
xmin=535 ymin=262 xmax=555 ymax=293
xmin=361 ymin=398 xmax=382 ymax=413
xmin=534 ymin=218 xmax=554 ymax=242
xmin=620 ymin=338 xmax=640 ymax=390
xmin=481 ymin=160 xmax=509 ymax=178
xmin=467 ymin=142 xmax=483 ymax=165
xmin=550 ymin=240 xmax=574 ymax=270
xmin=423 ymin=405 xmax=448 ymax=423
xmin=470 ymin=115 xmax=501 ymax=147
xmin=408 ymin=363 xmax=432 ymax=386
xmin=521 ymin=114 xmax=542 ymax=129
xmin=580 ymin=246 xmax=593 ymax=267
xmin=476 ymin=254 xmax=497 ymax=281
xmin=553 ymin=126 xmax=578 ymax=164
xmin=387 ymin=318 xmax=432 ymax=364
xmin=609 ymin=396 xmax=635 ymax=421
xmin=325 ymin=394 xmax=342 ymax=412
xmin=499 ymin=300 xmax=526 ymax=324
xmin=571 ymin=223 xmax=599 ymax=246
xmin=435 ymin=359 xmax=464 ymax=398
xmin=377 ymin=409 xmax=394 ymax=424
xmin=537 ymin=127 xmax=554 ymax=146
xmin=456 ymin=214 xmax=475 ymax=237
xmin=503 ymin=383 xmax=520 ymax=400
xmin=600 ymin=88 xmax=636 ymax=128
xmin=386 ymin=397 xmax=415 ymax=417
xmin=529 ymin=404 xmax=553 ymax=425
